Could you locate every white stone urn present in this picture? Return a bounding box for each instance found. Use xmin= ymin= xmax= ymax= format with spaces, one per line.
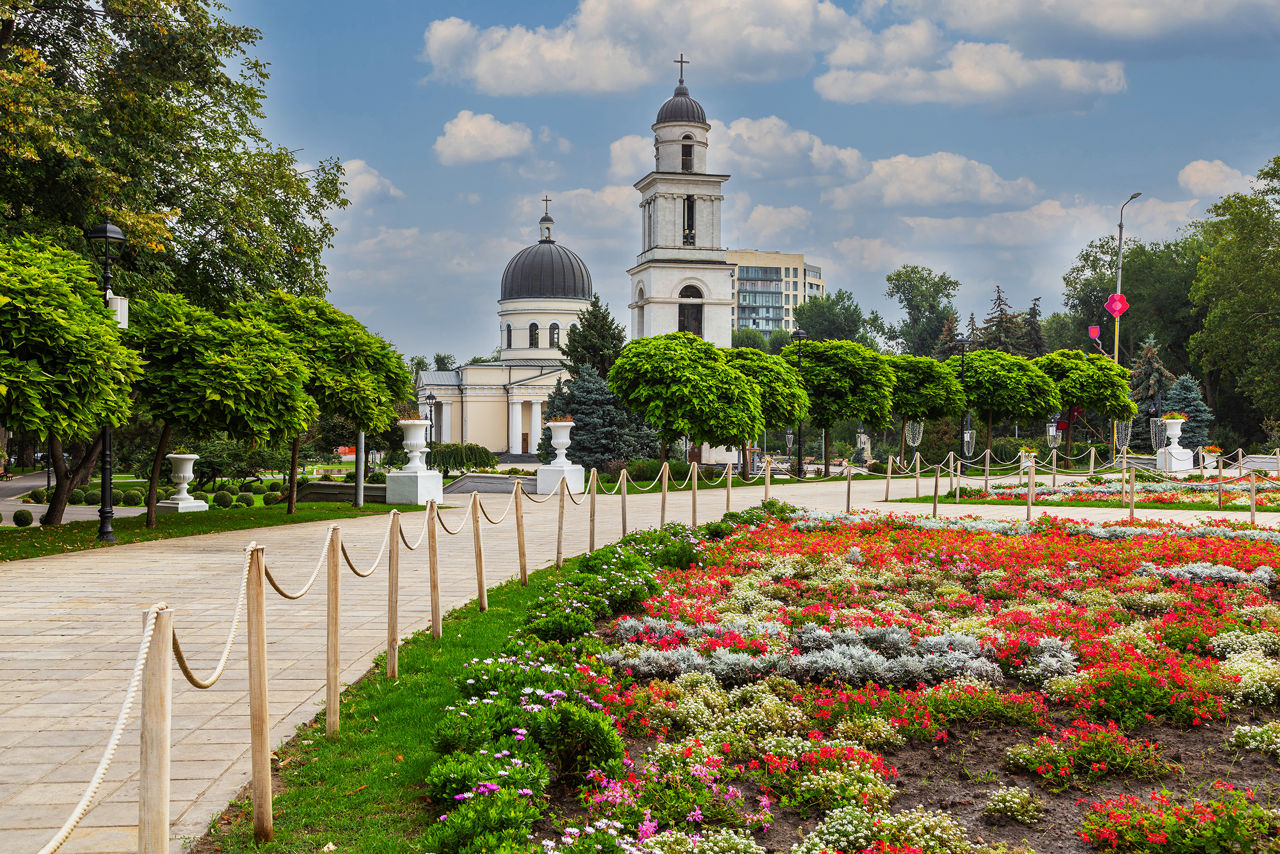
xmin=157 ymin=453 xmax=208 ymax=513
xmin=1162 ymin=418 xmax=1186 ymax=448
xmin=548 ymin=420 xmax=574 ymax=466
xmin=398 ymin=419 xmax=429 ymax=472
xmin=1157 ymin=419 xmax=1193 ymax=472
xmin=1019 ymin=450 xmax=1037 ymax=472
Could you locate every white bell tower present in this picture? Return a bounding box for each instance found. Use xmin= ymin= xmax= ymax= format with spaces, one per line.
xmin=628 ymin=56 xmax=733 ymax=347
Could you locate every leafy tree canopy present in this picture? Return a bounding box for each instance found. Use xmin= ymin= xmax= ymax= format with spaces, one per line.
xmin=782 ymin=339 xmax=895 ymax=430
xmin=561 ymin=294 xmax=626 ymax=378
xmin=1034 ymin=349 xmax=1137 ymax=421
xmin=792 ymin=289 xmax=884 ymax=348
xmin=723 ymin=347 xmax=809 ymax=430
xmin=767 ymin=328 xmax=792 ymax=355
xmin=608 ymin=332 xmax=762 ymax=450
xmin=884 ymin=265 xmax=960 ymax=356
xmin=944 ymin=349 xmax=1061 ymax=448
xmin=888 ymin=355 xmax=966 ymax=422
xmin=731 ymin=328 xmax=768 ymax=350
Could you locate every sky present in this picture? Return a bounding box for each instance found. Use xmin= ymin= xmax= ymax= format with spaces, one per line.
xmin=227 ymin=0 xmax=1280 ymax=360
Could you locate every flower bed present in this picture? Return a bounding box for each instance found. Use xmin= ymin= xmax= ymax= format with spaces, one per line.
xmin=409 ymin=505 xmax=1280 ymax=854
xmin=942 ymin=476 xmax=1280 ymax=510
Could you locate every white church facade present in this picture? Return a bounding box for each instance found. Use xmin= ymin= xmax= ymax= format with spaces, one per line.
xmin=416 ymin=67 xmax=737 ymax=459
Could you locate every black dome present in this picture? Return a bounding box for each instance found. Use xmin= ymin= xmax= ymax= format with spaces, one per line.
xmin=656 ymin=82 xmax=706 ymax=125
xmin=500 ymin=238 xmax=592 ymax=301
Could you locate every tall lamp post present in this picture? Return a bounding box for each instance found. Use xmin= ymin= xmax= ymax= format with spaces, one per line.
xmin=956 ymin=334 xmax=972 ymax=468
xmin=86 ymin=218 xmax=127 ymax=543
xmin=424 ymin=392 xmax=437 ymax=470
xmin=791 ymin=327 xmax=808 ymax=479
xmin=1113 ymin=191 xmax=1142 ymax=364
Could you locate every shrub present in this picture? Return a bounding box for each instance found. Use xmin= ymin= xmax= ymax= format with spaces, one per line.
xmin=268 ymin=480 xmax=283 ymax=491
xmin=111 ymin=488 xmax=123 ymax=505
xmin=866 ymin=460 xmax=887 ymax=474
xmin=423 ymin=749 xmax=549 ymax=805
xmin=83 ymin=489 xmax=101 ymax=505
xmin=297 ymin=475 xmax=310 ymax=485
xmin=319 ymin=474 xmax=334 ymax=482
xmin=420 ymin=786 xmax=540 ymax=854
xmin=122 ymin=490 xmax=143 ymax=506
xmin=13 ymin=509 xmax=33 ymax=527
xmin=68 ymin=488 xmax=85 ymax=505
xmin=28 ymin=487 xmax=46 ymax=503
xmin=262 ymin=492 xmax=282 ymax=506
xmin=212 ymin=491 xmax=234 ymax=508
xmin=984 ymin=785 xmax=1042 ymax=825
xmin=432 ymin=442 xmax=499 ymax=475
xmin=250 ymin=482 xmax=267 ymax=494
xmin=343 ymin=471 xmax=357 ymax=483
xmin=366 ymin=471 xmax=387 ymax=484
xmin=1079 ymin=784 xmax=1280 ymax=852
xmin=530 ymin=702 xmax=625 ymax=784
xmin=191 ymin=491 xmax=209 ymax=503
xmin=528 ymin=611 xmax=594 ymax=643
xmin=236 ymin=492 xmax=255 ymax=506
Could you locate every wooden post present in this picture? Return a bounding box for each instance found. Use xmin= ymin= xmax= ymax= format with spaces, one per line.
xmin=1026 ymin=456 xmax=1035 ymax=521
xmin=956 ymin=456 xmax=961 ymax=504
xmin=1218 ymin=458 xmax=1225 ymax=510
xmin=427 ymin=501 xmax=441 ymax=639
xmin=387 ymin=511 xmax=400 ymax=679
xmin=1129 ymin=468 xmax=1137 ymax=522
xmin=1050 ymin=449 xmax=1057 ymax=490
xmin=326 ymin=525 xmax=340 ymax=737
xmin=983 ymin=449 xmax=990 ymax=493
xmin=915 ymin=452 xmax=921 ymax=498
xmin=620 ymin=470 xmax=628 ymax=535
xmin=931 ymin=464 xmax=940 ymax=518
xmin=1250 ymin=472 xmax=1257 ymax=524
xmin=883 ymin=455 xmax=893 ymax=502
xmin=139 ymin=606 xmax=172 ymax=854
xmin=555 ymin=478 xmax=566 ymax=568
xmin=514 ymin=482 xmax=528 ymax=584
xmin=690 ymin=462 xmax=698 ymax=528
xmin=660 ymin=462 xmax=669 ymax=527
xmin=471 ymin=492 xmax=487 ymax=609
xmin=947 ymin=452 xmax=955 ymax=495
xmin=588 ymin=469 xmax=597 ymax=553
xmin=1088 ymin=446 xmax=1096 ymax=476
xmin=845 ymin=464 xmax=852 ymax=513
xmin=726 ymin=462 xmax=734 ymax=512
xmin=246 ymin=546 xmax=272 ymax=842
xmin=764 ymin=457 xmax=771 ymax=501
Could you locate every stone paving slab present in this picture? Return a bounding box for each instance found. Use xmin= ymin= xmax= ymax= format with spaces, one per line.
xmin=0 ymin=473 xmax=1272 ymax=853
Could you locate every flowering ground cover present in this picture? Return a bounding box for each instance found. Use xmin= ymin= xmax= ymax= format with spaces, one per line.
xmin=200 ymin=504 xmax=1280 ymax=854
xmin=904 ymin=476 xmax=1280 ymax=512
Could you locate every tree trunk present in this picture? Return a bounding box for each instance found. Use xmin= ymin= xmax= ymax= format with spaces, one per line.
xmin=44 ymin=434 xmax=103 ymax=526
xmin=1065 ymin=416 xmax=1074 ymax=470
xmin=823 ymin=428 xmax=831 ymax=477
xmin=145 ymin=422 xmax=173 ymax=529
xmin=287 ymin=435 xmax=300 ymax=514
xmin=899 ymin=422 xmax=906 ymax=465
xmin=658 ymin=438 xmax=668 ymax=465
xmin=986 ymin=411 xmax=994 ymax=453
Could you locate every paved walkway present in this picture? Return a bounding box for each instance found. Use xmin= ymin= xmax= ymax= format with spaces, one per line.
xmin=0 ymin=474 xmax=1273 ymax=853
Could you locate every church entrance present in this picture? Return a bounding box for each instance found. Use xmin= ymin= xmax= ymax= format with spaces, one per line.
xmin=522 ymin=433 xmax=529 ymax=454
xmin=677 ymin=284 xmax=703 ymax=337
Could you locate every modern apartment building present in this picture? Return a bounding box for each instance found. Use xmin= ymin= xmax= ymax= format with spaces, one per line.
xmin=725 ymin=250 xmax=826 ymax=333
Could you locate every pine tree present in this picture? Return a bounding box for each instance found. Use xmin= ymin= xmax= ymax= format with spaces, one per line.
xmin=934 ymin=313 xmax=961 ymax=358
xmin=1022 ymin=297 xmax=1047 ymax=357
xmin=1128 ymin=335 xmax=1177 ymax=452
xmin=561 ymin=294 xmax=626 ymax=378
xmin=981 ymin=285 xmax=1023 ymax=353
xmin=1164 ymin=374 xmax=1214 ymax=450
xmin=535 ymin=366 xmax=657 ymax=470
xmin=966 ymin=312 xmax=981 ymax=342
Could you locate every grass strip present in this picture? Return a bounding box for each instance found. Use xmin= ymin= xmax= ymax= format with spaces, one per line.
xmin=197 ymin=561 xmax=569 ymax=853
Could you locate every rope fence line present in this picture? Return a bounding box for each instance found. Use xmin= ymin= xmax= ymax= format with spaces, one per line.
xmin=172 ymin=545 xmax=252 ymax=689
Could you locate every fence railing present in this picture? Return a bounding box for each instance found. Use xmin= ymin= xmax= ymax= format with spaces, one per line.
xmin=27 ymin=451 xmax=1280 ymax=852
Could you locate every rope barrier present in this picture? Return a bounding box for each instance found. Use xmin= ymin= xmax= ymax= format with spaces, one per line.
xmin=399 ymin=506 xmax=431 ymax=551
xmin=565 ymin=482 xmax=586 ymax=505
xmin=36 ymin=605 xmax=164 ymax=854
xmin=436 ymin=499 xmax=475 ymax=534
xmin=477 ymin=487 xmax=518 ymax=524
xmin=338 ymin=514 xmax=392 ymax=577
xmin=263 ymin=525 xmax=335 ymax=600
xmin=521 ymin=487 xmax=557 ymax=504
xmin=173 ymin=545 xmax=252 ymax=689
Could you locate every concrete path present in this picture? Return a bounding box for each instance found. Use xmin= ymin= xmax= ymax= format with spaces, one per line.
xmin=0 ymin=474 xmax=1272 ymax=853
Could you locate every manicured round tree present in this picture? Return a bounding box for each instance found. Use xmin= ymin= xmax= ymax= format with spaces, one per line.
xmin=944 ymin=350 xmax=1061 ymax=452
xmin=723 ymin=347 xmax=810 ymax=467
xmin=888 ymin=354 xmax=966 ymax=460
xmin=608 ymin=332 xmax=762 ymax=462
xmin=782 ymin=339 xmax=895 ymax=474
xmin=0 ymin=236 xmax=143 ymax=524
xmin=1034 ymin=349 xmax=1137 ymax=460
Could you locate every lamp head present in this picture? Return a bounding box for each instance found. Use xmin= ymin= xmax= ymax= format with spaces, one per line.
xmin=791 ymin=327 xmax=809 ymax=342
xmin=425 ymin=391 xmax=437 ymax=405
xmin=86 ymin=218 xmax=126 ymax=262
xmin=1129 ymin=192 xmax=1142 ymax=201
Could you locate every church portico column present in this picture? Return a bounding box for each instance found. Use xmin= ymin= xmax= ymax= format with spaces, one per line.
xmin=508 ymin=399 xmax=522 ymax=454
xmin=530 ymin=399 xmax=542 ymax=446
xmin=439 ymin=401 xmax=453 ymax=443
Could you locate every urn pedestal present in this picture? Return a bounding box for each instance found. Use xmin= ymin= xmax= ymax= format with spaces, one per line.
xmin=386 ymin=420 xmax=443 ymax=505
xmin=536 ymin=421 xmax=584 ymax=495
xmin=156 ymin=454 xmax=209 ymax=514
xmin=1156 ymin=419 xmax=1194 ymax=472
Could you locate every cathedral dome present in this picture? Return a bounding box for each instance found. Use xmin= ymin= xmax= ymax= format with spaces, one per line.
xmin=500 ymin=215 xmax=593 ymax=301
xmin=656 ymin=82 xmax=706 ymax=125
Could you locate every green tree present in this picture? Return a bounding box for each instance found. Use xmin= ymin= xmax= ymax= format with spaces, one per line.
xmin=1042 ymin=312 xmax=1085 ymax=353
xmin=783 ymin=339 xmax=895 ymax=475
xmin=944 ymin=350 xmax=1061 ymax=451
xmin=0 ymin=235 xmax=142 ymax=523
xmin=433 ymin=353 xmax=459 ymax=372
xmin=1 ymin=1 xmax=346 ymax=307
xmin=767 ymin=328 xmax=792 ymax=355
xmin=792 ymin=289 xmax=884 ymax=347
xmin=883 ymin=265 xmax=960 ymax=355
xmin=608 ymin=333 xmax=762 ymax=461
xmin=535 ymin=366 xmax=657 ymax=471
xmin=1191 ymin=155 xmax=1280 ymax=417
xmin=1128 ymin=335 xmax=1177 ymax=453
xmin=236 ymin=293 xmax=412 ymax=511
xmin=1033 ymin=349 xmax=1136 ymax=460
xmin=125 ymin=293 xmax=317 ymax=525
xmin=888 ymin=355 xmax=966 ymax=459
xmin=731 ymin=328 xmax=768 ymax=350
xmin=561 ymin=294 xmax=626 ymax=378
xmin=1164 ymin=375 xmax=1214 ymax=451
xmin=979 ymin=285 xmax=1024 ymax=354
xmin=1023 ymin=298 xmax=1047 ymax=357
xmin=933 ymin=314 xmax=962 ymax=358
xmin=724 ymin=347 xmax=810 ymax=466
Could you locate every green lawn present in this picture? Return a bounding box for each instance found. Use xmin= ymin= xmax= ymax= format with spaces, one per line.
xmin=0 ymin=502 xmax=430 ymax=562
xmin=198 ymin=560 xmax=569 ymax=853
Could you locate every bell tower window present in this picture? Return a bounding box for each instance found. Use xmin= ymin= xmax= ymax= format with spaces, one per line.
xmin=678 ymin=284 xmax=704 ymax=337
xmin=681 ymin=134 xmax=694 ymax=172
xmin=529 ymin=322 xmax=539 ymax=348
xmin=683 ymin=195 xmax=696 ymax=246
xmin=549 ymin=323 xmax=560 ymax=347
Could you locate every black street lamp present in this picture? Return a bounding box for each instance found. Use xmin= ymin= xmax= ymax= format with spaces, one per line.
xmin=424 ymin=391 xmax=437 ymax=469
xmin=956 ymin=334 xmax=973 ymax=468
xmin=791 ymin=327 xmax=808 ymax=479
xmin=86 ymin=218 xmax=127 ymax=542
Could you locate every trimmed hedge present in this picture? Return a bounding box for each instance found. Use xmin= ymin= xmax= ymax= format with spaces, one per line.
xmin=13 ymin=509 xmax=33 ymax=527
xmin=343 ymin=471 xmax=357 ymax=483
xmin=84 ymin=489 xmax=101 ymax=505
xmin=250 ymin=482 xmax=268 ymax=494
xmin=192 ymin=491 xmax=209 ymax=503
xmin=268 ymin=480 xmax=283 ymax=491
xmin=111 ymin=488 xmax=124 ymax=505
xmin=212 ymin=491 xmax=234 ymax=508
xmin=28 ymin=487 xmax=46 ymax=504
xmin=366 ymin=471 xmax=387 ymax=484
xmin=236 ymin=492 xmax=255 ymax=506
xmin=122 ymin=490 xmax=144 ymax=507
xmin=68 ymin=488 xmax=85 ymax=505
xmin=262 ymin=491 xmax=282 ymax=506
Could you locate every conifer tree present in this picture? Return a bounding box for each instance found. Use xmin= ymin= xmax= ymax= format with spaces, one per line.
xmin=966 ymin=312 xmax=981 ymax=342
xmin=1164 ymin=374 xmax=1214 ymax=450
xmin=561 ymin=294 xmax=626 ymax=378
xmin=934 ymin=314 xmax=961 ymax=358
xmin=1129 ymin=335 xmax=1177 ymax=452
xmin=981 ymin=285 xmax=1023 ymax=353
xmin=537 ymin=366 xmax=657 ymax=470
xmin=1023 ymin=298 xmax=1047 ymax=357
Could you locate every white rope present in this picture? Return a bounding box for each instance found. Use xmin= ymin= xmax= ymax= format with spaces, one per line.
xmin=264 ymin=524 xmax=335 ymax=600
xmin=173 ymin=545 xmax=252 ymax=689
xmin=436 ymin=499 xmax=475 ymax=534
xmin=478 ymin=488 xmax=518 ymax=524
xmin=400 ymin=507 xmax=431 ymax=551
xmin=339 ymin=513 xmax=392 ymax=577
xmin=37 ymin=605 xmax=163 ymax=854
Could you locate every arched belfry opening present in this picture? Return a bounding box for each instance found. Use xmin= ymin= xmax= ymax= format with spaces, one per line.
xmin=678 ymin=284 xmax=704 ymax=337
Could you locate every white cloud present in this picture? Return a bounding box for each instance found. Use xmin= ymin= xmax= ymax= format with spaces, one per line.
xmin=901 ymin=197 xmax=1198 ymax=247
xmin=1178 ymin=159 xmax=1251 ymax=198
xmin=742 ymin=204 xmax=812 ymax=242
xmin=609 ymin=135 xmax=652 ymax=181
xmin=833 ymin=236 xmax=909 ymax=272
xmin=816 ymin=41 xmax=1124 ymax=106
xmin=711 ymin=116 xmax=868 ymax=180
xmin=825 ymin=151 xmax=1037 ymax=208
xmin=342 ymin=160 xmax=405 ymax=206
xmin=516 ymin=186 xmax=636 ymax=236
xmin=433 ymin=110 xmax=533 ymax=166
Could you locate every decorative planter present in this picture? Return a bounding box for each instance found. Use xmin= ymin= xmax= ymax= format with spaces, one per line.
xmin=1157 ymin=419 xmax=1193 ymax=472
xmin=398 ymin=419 xmax=429 ymax=472
xmin=166 ymin=454 xmax=199 ymax=501
xmin=537 ymin=420 xmax=584 ymax=495
xmin=548 ymin=421 xmax=574 ymax=466
xmin=1019 ymin=451 xmax=1037 ymax=472
xmin=1161 ymin=418 xmax=1186 ymax=449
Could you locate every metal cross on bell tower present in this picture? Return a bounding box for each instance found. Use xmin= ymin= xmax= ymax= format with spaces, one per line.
xmin=674 ymin=53 xmax=689 ymax=83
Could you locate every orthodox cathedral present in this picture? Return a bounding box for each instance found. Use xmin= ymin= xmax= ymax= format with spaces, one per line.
xmin=417 ymin=66 xmax=733 ymax=456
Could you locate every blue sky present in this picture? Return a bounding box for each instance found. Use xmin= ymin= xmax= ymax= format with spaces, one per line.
xmin=229 ymin=0 xmax=1279 ymax=360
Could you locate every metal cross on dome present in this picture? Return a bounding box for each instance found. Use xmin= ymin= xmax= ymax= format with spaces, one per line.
xmin=674 ymin=53 xmax=689 ymax=82
xmin=541 ymin=195 xmax=551 ymax=215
